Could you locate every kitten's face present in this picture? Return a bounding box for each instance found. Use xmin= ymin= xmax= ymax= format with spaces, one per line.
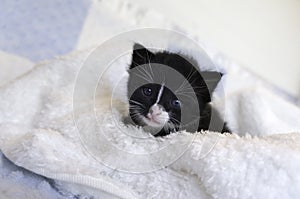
xmin=127 ymin=43 xmax=221 ymax=136
xmin=129 ymin=83 xmax=181 ymax=131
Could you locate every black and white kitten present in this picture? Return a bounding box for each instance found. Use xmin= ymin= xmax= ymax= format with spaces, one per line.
xmin=127 ymin=43 xmax=229 ymax=136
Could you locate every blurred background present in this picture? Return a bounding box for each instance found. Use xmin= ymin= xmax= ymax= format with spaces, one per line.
xmin=1 ymin=0 xmax=299 ymax=98
xmin=127 ymin=0 xmax=300 ymax=99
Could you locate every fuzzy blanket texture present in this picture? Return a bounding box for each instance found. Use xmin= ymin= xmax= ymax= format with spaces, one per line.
xmin=1 ymin=0 xmax=300 ymax=199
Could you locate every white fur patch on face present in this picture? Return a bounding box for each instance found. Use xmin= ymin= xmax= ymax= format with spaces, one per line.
xmin=155 ymin=83 xmax=165 ymax=104
xmin=143 ymin=104 xmax=169 ymax=127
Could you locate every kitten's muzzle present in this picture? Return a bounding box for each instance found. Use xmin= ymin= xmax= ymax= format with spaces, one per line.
xmin=144 ymin=104 xmax=169 ymax=127
xmin=149 ymin=104 xmax=165 ymax=116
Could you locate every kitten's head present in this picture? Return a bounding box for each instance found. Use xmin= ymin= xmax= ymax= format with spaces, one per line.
xmin=127 ymin=43 xmax=222 ymax=136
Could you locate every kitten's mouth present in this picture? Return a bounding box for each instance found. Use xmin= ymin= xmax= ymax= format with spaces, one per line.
xmin=146 ymin=117 xmax=162 ymax=125
xmin=142 ymin=113 xmax=169 ymax=128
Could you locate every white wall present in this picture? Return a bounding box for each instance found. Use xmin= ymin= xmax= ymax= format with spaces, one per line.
xmin=128 ymin=0 xmax=300 ymax=98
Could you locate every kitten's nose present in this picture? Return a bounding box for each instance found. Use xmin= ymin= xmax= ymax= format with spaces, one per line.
xmin=149 ymin=104 xmax=163 ymax=115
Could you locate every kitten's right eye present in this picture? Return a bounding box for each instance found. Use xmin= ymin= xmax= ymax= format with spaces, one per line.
xmin=142 ymin=87 xmax=152 ymax=96
xmin=171 ymin=99 xmax=181 ymax=109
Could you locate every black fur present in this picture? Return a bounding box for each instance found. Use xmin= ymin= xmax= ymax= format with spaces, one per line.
xmin=127 ymin=43 xmax=229 ymax=136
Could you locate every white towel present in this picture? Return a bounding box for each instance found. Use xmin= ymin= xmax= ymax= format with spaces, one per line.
xmin=1 ymin=46 xmax=300 ymax=198
xmin=1 ymin=0 xmax=300 ymax=198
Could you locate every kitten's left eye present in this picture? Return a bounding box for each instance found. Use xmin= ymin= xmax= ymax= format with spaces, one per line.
xmin=171 ymin=99 xmax=181 ymax=108
xmin=142 ymin=87 xmax=152 ymax=96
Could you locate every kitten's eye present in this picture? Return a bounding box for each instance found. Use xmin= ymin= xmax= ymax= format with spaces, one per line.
xmin=171 ymin=99 xmax=181 ymax=108
xmin=142 ymin=87 xmax=152 ymax=96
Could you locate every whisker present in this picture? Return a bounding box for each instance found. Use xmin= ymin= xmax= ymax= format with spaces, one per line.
xmin=175 ymin=69 xmax=199 ymax=93
xmin=170 ymin=117 xmax=180 ymax=124
xmin=129 ymin=100 xmax=146 ymax=107
xmin=139 ymin=65 xmax=153 ymax=82
xmin=131 ymin=61 xmax=153 ymax=83
xmin=176 ymin=91 xmax=197 ymax=95
xmin=191 ymin=85 xmax=207 ymax=89
xmin=132 ymin=59 xmax=153 ymax=83
xmin=133 ymin=72 xmax=152 ymax=83
xmin=129 ymin=103 xmax=141 ymax=106
xmin=145 ymin=50 xmax=154 ymax=78
xmin=167 ymin=113 xmax=181 ymax=126
xmin=130 ymin=113 xmax=142 ymax=118
xmin=129 ymin=107 xmax=143 ymax=111
xmin=178 ymin=85 xmax=207 ymax=92
xmin=130 ymin=115 xmax=141 ymax=119
xmin=176 ymin=93 xmax=198 ymax=103
xmin=129 ymin=111 xmax=143 ymax=119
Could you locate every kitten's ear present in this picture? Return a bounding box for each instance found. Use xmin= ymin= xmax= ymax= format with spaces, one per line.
xmin=201 ymin=71 xmax=223 ymax=93
xmin=130 ymin=43 xmax=154 ymax=69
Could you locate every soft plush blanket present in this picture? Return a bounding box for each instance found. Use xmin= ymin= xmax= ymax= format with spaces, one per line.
xmin=1 ymin=0 xmax=300 ymax=198
xmin=1 ymin=39 xmax=300 ymax=198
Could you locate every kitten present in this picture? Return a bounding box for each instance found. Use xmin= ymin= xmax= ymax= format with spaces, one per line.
xmin=126 ymin=43 xmax=229 ymax=136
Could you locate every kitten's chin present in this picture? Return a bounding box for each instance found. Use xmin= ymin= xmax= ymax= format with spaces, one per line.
xmin=143 ymin=118 xmax=165 ymax=128
xmin=142 ymin=114 xmax=169 ymax=128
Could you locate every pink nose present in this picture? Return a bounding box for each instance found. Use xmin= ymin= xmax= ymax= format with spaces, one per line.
xmin=149 ymin=104 xmax=163 ymax=116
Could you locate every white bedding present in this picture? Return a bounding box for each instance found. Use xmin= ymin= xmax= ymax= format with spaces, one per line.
xmin=1 ymin=0 xmax=300 ymax=198
xmin=1 ymin=43 xmax=300 ymax=198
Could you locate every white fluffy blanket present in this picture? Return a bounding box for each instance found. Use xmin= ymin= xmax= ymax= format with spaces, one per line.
xmin=1 ymin=0 xmax=300 ymax=198
xmin=1 ymin=42 xmax=300 ymax=198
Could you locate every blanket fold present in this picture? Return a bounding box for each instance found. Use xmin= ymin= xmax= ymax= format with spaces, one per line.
xmin=1 ymin=47 xmax=300 ymax=198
